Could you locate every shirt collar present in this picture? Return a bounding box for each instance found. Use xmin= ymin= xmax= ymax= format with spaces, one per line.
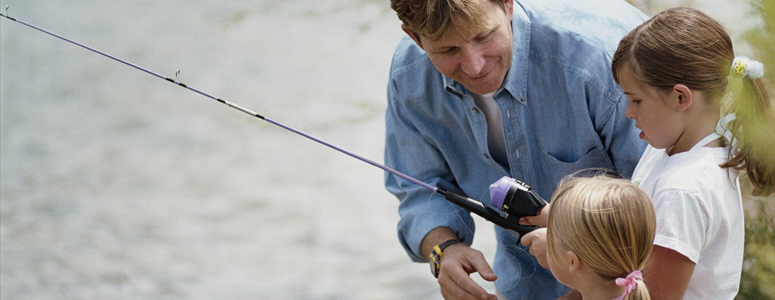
xmin=502 ymin=2 xmax=530 ymax=102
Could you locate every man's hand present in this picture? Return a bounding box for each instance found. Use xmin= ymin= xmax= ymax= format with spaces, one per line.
xmin=421 ymin=227 xmax=497 ymax=300
xmin=520 ymin=228 xmax=549 ymax=269
xmin=437 ymin=243 xmax=498 ymax=300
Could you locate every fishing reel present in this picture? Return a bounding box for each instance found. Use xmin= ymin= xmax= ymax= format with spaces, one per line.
xmin=440 ymin=176 xmax=547 ymax=239
xmin=489 ymin=176 xmax=547 ymax=220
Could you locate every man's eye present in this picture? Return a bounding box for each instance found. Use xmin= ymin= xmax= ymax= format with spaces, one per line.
xmin=438 ymin=48 xmax=456 ymax=54
xmin=476 ymin=30 xmax=497 ymax=42
xmin=477 ymin=34 xmax=494 ymax=43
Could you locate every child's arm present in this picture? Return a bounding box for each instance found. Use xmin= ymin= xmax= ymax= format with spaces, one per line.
xmin=518 ymin=202 xmax=551 ymax=228
xmin=643 ymin=245 xmax=696 ymax=300
xmin=519 ymin=228 xmax=549 ymax=269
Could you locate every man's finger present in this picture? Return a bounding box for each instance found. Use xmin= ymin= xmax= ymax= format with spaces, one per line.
xmin=439 ymin=270 xmax=489 ymax=300
xmin=467 ymin=252 xmax=497 ymax=282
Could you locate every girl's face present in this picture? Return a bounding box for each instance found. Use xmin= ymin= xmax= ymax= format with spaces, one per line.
xmin=618 ymin=70 xmax=685 ymax=150
xmin=547 ymin=234 xmax=573 ymax=288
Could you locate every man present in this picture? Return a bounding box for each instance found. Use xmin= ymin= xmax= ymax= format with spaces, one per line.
xmin=384 ymin=0 xmax=647 ymax=299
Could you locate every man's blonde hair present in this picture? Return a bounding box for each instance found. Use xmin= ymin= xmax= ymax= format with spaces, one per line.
xmin=547 ymin=175 xmax=656 ymax=300
xmin=390 ymin=0 xmax=505 ymax=41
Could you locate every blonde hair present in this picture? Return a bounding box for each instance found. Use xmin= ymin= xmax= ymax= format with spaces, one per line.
xmin=390 ymin=0 xmax=505 ymax=41
xmin=611 ymin=7 xmax=774 ymax=196
xmin=547 ymin=176 xmax=656 ymax=300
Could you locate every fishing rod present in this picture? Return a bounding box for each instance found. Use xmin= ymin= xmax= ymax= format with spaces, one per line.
xmin=1 ymin=7 xmax=544 ymax=237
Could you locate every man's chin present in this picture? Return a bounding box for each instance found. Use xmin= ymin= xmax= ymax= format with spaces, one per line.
xmin=463 ymin=81 xmax=502 ymax=95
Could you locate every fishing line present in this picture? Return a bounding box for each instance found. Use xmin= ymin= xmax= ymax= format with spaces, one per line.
xmin=1 ymin=7 xmax=540 ymax=237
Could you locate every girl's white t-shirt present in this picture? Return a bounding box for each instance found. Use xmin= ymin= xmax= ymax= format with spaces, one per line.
xmin=632 ymin=142 xmax=744 ymax=300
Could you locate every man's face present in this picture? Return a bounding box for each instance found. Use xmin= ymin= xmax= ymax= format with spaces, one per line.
xmin=410 ymin=0 xmax=514 ymax=95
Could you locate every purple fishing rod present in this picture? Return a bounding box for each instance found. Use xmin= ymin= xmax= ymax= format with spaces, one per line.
xmin=1 ymin=8 xmax=544 ymax=237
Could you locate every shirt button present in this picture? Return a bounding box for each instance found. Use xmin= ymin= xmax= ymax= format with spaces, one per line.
xmin=483 ymin=153 xmax=490 ymax=159
xmin=472 ymin=107 xmax=480 ymax=114
xmin=520 ymin=96 xmax=526 ymax=102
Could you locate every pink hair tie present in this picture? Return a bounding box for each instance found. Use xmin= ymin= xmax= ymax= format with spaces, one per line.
xmin=615 ymin=270 xmax=643 ymax=298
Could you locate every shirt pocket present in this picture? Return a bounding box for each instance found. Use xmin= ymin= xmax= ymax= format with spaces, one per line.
xmin=535 ymin=147 xmax=615 ymax=197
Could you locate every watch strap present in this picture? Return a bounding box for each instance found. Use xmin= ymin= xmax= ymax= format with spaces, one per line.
xmin=430 ymin=239 xmax=462 ymax=278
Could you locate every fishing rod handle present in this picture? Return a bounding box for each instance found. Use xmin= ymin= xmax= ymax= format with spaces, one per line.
xmin=440 ymin=190 xmax=537 ymax=238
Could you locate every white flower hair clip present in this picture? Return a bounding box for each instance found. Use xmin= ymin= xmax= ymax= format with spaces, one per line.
xmin=731 ymin=57 xmax=764 ymax=79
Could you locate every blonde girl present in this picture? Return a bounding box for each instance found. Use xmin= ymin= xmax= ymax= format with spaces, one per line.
xmin=544 ymin=175 xmax=656 ymax=300
xmin=611 ymin=7 xmax=774 ymax=299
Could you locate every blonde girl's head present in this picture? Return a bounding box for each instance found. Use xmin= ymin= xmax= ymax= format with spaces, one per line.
xmin=611 ymin=7 xmax=774 ymax=196
xmin=547 ymin=175 xmax=656 ymax=300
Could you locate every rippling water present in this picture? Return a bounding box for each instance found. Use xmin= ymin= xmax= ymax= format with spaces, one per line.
xmin=0 ymin=0 xmax=756 ymax=299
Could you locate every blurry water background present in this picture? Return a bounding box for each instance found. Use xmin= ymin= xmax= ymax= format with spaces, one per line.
xmin=0 ymin=0 xmax=764 ymax=299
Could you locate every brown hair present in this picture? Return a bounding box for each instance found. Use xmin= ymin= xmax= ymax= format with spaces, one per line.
xmin=547 ymin=176 xmax=655 ymax=300
xmin=390 ymin=0 xmax=505 ymax=41
xmin=611 ymin=7 xmax=774 ymax=196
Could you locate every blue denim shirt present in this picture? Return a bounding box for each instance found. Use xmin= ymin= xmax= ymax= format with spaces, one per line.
xmin=384 ymin=0 xmax=647 ymax=298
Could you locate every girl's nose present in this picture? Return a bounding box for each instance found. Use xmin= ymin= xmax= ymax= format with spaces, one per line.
xmin=625 ymin=102 xmax=636 ymax=120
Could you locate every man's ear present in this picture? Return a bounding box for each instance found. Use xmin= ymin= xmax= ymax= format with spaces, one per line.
xmin=502 ymin=0 xmax=514 ymax=20
xmin=669 ymin=84 xmax=693 ymax=111
xmin=401 ymin=24 xmax=424 ymax=49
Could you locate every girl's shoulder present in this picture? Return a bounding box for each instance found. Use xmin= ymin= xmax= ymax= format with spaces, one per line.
xmin=664 ymin=146 xmax=733 ymax=177
xmin=636 ymin=145 xmax=738 ymax=196
xmin=660 ymin=149 xmax=738 ymax=201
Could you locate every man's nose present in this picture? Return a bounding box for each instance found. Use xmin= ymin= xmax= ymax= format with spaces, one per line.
xmin=459 ymin=46 xmax=486 ymax=76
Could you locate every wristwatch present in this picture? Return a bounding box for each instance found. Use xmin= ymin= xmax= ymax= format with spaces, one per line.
xmin=429 ymin=239 xmax=462 ymax=278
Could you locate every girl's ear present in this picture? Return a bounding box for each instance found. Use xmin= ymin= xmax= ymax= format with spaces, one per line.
xmin=567 ymin=251 xmax=582 ymax=274
xmin=669 ymin=84 xmax=693 ymax=111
